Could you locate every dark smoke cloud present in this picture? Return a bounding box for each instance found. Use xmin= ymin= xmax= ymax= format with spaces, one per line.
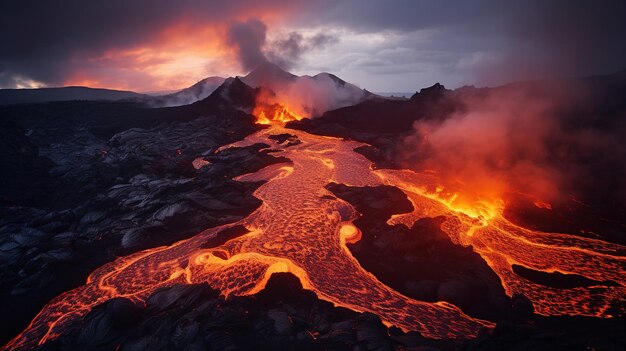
xmin=226 ymin=19 xmax=338 ymax=72
xmin=227 ymin=19 xmax=269 ymax=71
xmin=267 ymin=33 xmax=338 ymax=69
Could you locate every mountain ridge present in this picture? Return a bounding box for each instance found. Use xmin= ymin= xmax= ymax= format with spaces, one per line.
xmin=0 ymin=86 xmax=146 ymax=106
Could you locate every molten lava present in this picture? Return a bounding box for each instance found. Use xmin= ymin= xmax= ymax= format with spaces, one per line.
xmin=252 ymin=88 xmax=304 ymax=124
xmin=3 ymin=122 xmax=625 ymax=350
xmin=253 ymin=102 xmax=303 ymax=124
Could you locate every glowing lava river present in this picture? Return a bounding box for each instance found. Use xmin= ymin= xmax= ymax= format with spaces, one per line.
xmin=4 ymin=124 xmax=626 ymax=350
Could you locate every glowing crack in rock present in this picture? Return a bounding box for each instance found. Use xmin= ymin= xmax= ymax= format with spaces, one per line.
xmin=3 ymin=125 xmax=625 ymax=350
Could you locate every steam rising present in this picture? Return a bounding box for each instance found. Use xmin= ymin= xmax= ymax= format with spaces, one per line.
xmin=400 ymin=82 xmax=626 ymax=210
xmin=261 ymin=73 xmax=370 ymax=117
xmin=241 ymin=61 xmax=371 ymax=121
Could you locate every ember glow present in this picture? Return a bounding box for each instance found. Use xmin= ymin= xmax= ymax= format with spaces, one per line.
xmin=4 ymin=109 xmax=625 ymax=349
xmin=252 ymin=89 xmax=305 ymax=124
xmin=253 ymin=102 xmax=304 ymax=125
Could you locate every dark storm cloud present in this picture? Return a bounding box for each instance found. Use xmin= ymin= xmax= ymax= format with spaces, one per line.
xmin=1 ymin=0 xmax=189 ymax=85
xmin=310 ymin=0 xmax=626 ymax=84
xmin=267 ymin=32 xmax=338 ymax=69
xmin=1 ymin=0 xmax=625 ymax=89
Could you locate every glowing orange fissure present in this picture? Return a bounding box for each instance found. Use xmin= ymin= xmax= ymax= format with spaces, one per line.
xmin=4 ymin=125 xmax=625 ymax=351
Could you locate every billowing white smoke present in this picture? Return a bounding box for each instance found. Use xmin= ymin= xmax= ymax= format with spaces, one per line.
xmin=241 ymin=62 xmax=371 ymax=118
xmin=148 ymin=77 xmax=225 ymax=107
xmin=270 ymin=73 xmax=369 ymax=117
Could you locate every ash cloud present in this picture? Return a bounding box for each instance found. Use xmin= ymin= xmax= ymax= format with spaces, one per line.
xmin=399 ymin=81 xmax=626 ymax=211
xmin=227 ymin=19 xmax=338 ymax=73
xmin=227 ymin=19 xmax=269 ymax=72
xmin=267 ymin=32 xmax=338 ymax=70
xmin=0 ymin=0 xmax=321 ymax=88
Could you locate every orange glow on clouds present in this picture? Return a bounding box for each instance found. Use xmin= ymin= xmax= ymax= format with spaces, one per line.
xmin=64 ymin=27 xmax=234 ymax=91
xmin=63 ymin=8 xmax=289 ymax=92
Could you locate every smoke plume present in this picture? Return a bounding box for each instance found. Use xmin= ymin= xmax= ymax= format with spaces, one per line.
xmin=227 ymin=18 xmax=337 ymax=73
xmin=227 ymin=19 xmax=269 ymax=71
xmin=267 ymin=32 xmax=338 ymax=70
xmin=272 ymin=74 xmax=368 ymax=117
xmin=400 ymin=81 xmax=626 ymax=212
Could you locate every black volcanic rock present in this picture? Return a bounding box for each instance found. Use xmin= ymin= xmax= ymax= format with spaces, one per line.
xmin=410 ymin=82 xmax=448 ymax=100
xmin=326 ymin=183 xmax=518 ymax=322
xmin=268 ymin=133 xmax=301 ymax=147
xmin=196 ymin=77 xmax=258 ymax=112
xmin=288 ymin=82 xmax=457 ymax=137
xmin=511 ymin=264 xmax=619 ymax=290
xmin=287 ymin=85 xmax=461 ymax=170
xmin=35 ymin=273 xmax=626 ymax=351
xmin=0 ymin=75 xmax=273 ymax=344
xmin=0 ymin=131 xmax=288 ymax=343
xmin=0 ymin=119 xmax=55 ymax=203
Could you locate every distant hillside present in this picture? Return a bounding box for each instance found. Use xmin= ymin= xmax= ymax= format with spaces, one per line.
xmin=0 ymin=86 xmax=145 ymax=105
xmin=240 ymin=62 xmax=298 ymax=88
xmin=145 ymin=76 xmax=225 ymax=107
xmin=239 ymin=62 xmax=378 ymax=117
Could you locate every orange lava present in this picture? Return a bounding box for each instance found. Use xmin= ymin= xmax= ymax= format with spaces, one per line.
xmin=253 ymin=103 xmax=303 ymax=124
xmin=376 ymin=170 xmax=626 ymax=317
xmin=252 ymin=89 xmax=304 ymax=124
xmin=3 ymin=125 xmax=625 ymax=350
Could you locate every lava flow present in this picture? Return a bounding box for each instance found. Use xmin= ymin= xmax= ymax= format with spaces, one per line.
xmin=4 ymin=121 xmax=626 ymax=350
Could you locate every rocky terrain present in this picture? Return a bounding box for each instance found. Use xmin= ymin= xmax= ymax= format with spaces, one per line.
xmin=0 ymin=78 xmax=275 ymax=343
xmin=34 ymin=274 xmax=626 ymax=351
xmin=2 ymin=70 xmax=626 ymax=350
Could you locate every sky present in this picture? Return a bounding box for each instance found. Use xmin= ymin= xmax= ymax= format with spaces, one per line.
xmin=1 ymin=0 xmax=625 ymax=92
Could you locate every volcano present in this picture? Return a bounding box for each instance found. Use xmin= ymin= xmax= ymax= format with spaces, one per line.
xmin=1 ymin=66 xmax=626 ymax=351
xmin=241 ymin=62 xmax=377 ymax=119
xmin=146 ymin=76 xmax=226 ymax=107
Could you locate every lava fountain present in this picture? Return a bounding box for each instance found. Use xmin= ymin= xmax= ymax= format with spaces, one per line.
xmin=3 ymin=118 xmax=625 ymax=350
